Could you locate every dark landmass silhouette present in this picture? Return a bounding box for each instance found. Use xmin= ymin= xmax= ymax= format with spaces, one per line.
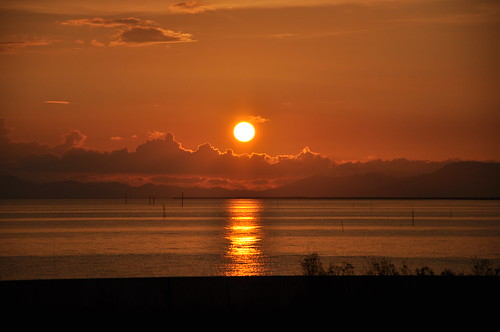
xmin=1 ymin=161 xmax=499 ymax=199
xmin=267 ymin=161 xmax=500 ymax=198
xmin=3 ymin=275 xmax=498 ymax=314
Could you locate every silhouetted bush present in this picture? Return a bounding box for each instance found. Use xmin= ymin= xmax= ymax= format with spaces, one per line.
xmin=440 ymin=268 xmax=462 ymax=276
xmin=415 ymin=266 xmax=435 ymax=276
xmin=327 ymin=262 xmax=355 ymax=276
xmin=301 ymin=253 xmax=356 ymax=276
xmin=301 ymin=253 xmax=325 ymax=276
xmin=399 ymin=262 xmax=411 ymax=276
xmin=364 ymin=257 xmax=412 ymax=276
xmin=471 ymin=257 xmax=499 ymax=276
xmin=300 ymin=253 xmax=499 ymax=276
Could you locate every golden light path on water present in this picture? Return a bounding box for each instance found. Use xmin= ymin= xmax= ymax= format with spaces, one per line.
xmin=223 ymin=199 xmax=266 ymax=276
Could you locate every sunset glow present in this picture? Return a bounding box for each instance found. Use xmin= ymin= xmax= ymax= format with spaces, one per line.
xmin=0 ymin=0 xmax=498 ymax=193
xmin=0 ymin=1 xmax=499 ymax=307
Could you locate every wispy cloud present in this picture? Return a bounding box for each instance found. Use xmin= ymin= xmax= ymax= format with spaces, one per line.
xmin=61 ymin=17 xmax=155 ymax=28
xmin=61 ymin=16 xmax=194 ymax=46
xmin=0 ymin=39 xmax=53 ymax=53
xmin=43 ymin=100 xmax=70 ymax=104
xmin=249 ymin=115 xmax=270 ymax=123
xmin=90 ymin=39 xmax=105 ymax=47
xmin=147 ymin=130 xmax=167 ymax=140
xmin=169 ymin=1 xmax=214 ymax=14
xmin=111 ymin=26 xmax=194 ymax=46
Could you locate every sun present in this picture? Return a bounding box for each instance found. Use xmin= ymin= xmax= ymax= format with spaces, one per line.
xmin=233 ymin=122 xmax=255 ymax=142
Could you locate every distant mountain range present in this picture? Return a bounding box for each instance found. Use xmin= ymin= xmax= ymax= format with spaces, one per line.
xmin=266 ymin=161 xmax=500 ymax=198
xmin=1 ymin=161 xmax=499 ymax=199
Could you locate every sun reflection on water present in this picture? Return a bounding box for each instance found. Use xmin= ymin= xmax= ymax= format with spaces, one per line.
xmin=222 ymin=199 xmax=267 ymax=276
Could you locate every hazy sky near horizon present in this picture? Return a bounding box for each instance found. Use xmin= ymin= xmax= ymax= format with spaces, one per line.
xmin=1 ymin=0 xmax=499 ymax=165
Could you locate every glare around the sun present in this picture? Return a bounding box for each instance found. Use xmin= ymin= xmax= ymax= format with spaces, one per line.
xmin=233 ymin=122 xmax=255 ymax=142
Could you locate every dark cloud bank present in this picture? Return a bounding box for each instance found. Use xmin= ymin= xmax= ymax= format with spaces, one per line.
xmin=1 ymin=119 xmax=499 ymax=198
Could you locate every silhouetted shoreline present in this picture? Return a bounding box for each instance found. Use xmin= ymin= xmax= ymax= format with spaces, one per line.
xmin=2 ymin=275 xmax=498 ymax=314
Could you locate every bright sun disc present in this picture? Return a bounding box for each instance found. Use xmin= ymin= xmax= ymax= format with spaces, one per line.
xmin=233 ymin=122 xmax=255 ymax=142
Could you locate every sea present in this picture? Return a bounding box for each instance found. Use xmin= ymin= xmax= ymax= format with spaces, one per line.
xmin=1 ymin=198 xmax=499 ymax=280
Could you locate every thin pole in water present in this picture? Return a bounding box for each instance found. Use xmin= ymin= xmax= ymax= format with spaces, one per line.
xmin=412 ymin=209 xmax=415 ymax=226
xmin=181 ymin=192 xmax=184 ymax=207
xmin=163 ymin=203 xmax=166 ymax=219
xmin=341 ymin=219 xmax=344 ymax=232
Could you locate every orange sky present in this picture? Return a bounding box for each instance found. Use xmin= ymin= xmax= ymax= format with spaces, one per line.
xmin=1 ymin=0 xmax=499 ymax=166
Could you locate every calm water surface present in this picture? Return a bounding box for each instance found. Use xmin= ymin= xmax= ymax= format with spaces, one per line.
xmin=1 ymin=198 xmax=499 ymax=280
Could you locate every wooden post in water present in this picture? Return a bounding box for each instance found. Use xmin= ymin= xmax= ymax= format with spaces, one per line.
xmin=412 ymin=209 xmax=415 ymax=226
xmin=163 ymin=203 xmax=166 ymax=219
xmin=125 ymin=195 xmax=127 ymax=205
xmin=341 ymin=219 xmax=344 ymax=232
xmin=181 ymin=192 xmax=184 ymax=207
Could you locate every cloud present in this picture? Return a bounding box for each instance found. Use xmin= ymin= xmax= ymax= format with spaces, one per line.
xmin=52 ymin=130 xmax=87 ymax=153
xmin=169 ymin=1 xmax=214 ymax=14
xmin=43 ymin=100 xmax=70 ymax=104
xmin=61 ymin=17 xmax=153 ymax=28
xmin=90 ymin=39 xmax=105 ymax=47
xmin=0 ymin=120 xmax=456 ymax=190
xmin=272 ymin=33 xmax=300 ymax=39
xmin=147 ymin=130 xmax=167 ymax=140
xmin=111 ymin=26 xmax=193 ymax=45
xmin=249 ymin=115 xmax=270 ymax=123
xmin=61 ymin=16 xmax=194 ymax=46
xmin=0 ymin=120 xmax=332 ymax=189
xmin=0 ymin=39 xmax=53 ymax=53
xmin=0 ymin=119 xmax=52 ymax=165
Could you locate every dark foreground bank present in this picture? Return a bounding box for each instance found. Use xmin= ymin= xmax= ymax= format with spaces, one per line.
xmin=1 ymin=276 xmax=498 ymax=314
